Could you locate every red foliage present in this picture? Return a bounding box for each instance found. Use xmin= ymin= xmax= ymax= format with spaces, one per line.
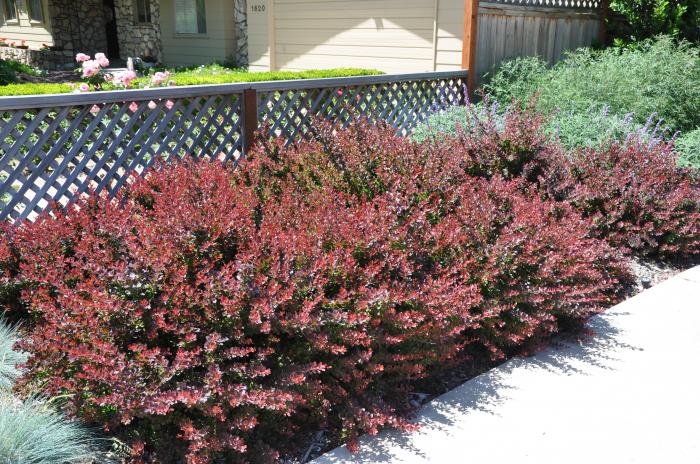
xmin=9 ymin=161 xmax=469 ymax=463
xmin=439 ymin=103 xmax=558 ymax=183
xmin=5 ymin=140 xmax=630 ymax=462
xmin=543 ymin=138 xmax=700 ymax=259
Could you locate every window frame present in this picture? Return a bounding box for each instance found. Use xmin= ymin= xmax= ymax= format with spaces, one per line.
xmin=27 ymin=0 xmax=45 ymax=23
xmin=1 ymin=0 xmax=18 ymax=24
xmin=174 ymin=0 xmax=207 ymax=36
xmin=134 ymin=0 xmax=152 ymax=24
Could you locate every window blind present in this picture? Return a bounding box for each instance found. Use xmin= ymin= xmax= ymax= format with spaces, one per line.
xmin=175 ymin=0 xmax=206 ymax=34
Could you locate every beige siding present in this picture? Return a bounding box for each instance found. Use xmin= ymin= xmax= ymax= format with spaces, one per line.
xmin=0 ymin=0 xmax=54 ymax=49
xmin=247 ymin=0 xmax=271 ymax=71
xmin=435 ymin=0 xmax=465 ymax=71
xmin=249 ymin=0 xmax=464 ymax=73
xmin=160 ymin=0 xmax=236 ymax=67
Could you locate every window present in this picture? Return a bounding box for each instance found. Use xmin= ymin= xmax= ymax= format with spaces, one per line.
xmin=175 ymin=0 xmax=206 ymax=34
xmin=135 ymin=0 xmax=151 ymax=23
xmin=2 ymin=0 xmax=17 ymax=22
xmin=27 ymin=0 xmax=44 ymax=22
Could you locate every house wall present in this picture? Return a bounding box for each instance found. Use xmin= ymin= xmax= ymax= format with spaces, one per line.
xmin=0 ymin=0 xmax=108 ymax=68
xmin=49 ymin=0 xmax=109 ymax=57
xmin=247 ymin=0 xmax=602 ymax=84
xmin=249 ymin=0 xmax=456 ymax=73
xmin=0 ymin=0 xmax=54 ymax=49
xmin=159 ymin=0 xmax=237 ymax=67
xmin=114 ymin=0 xmax=163 ymax=62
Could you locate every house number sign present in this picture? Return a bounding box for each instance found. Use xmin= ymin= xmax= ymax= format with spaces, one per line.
xmin=251 ymin=3 xmax=266 ymax=12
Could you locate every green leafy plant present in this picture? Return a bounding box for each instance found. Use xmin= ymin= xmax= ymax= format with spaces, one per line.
xmin=676 ymin=128 xmax=700 ymax=169
xmin=0 ymin=67 xmax=382 ymax=96
xmin=609 ymin=0 xmax=700 ymax=43
xmin=411 ymin=102 xmax=507 ymax=144
xmin=482 ymin=36 xmax=700 ymax=133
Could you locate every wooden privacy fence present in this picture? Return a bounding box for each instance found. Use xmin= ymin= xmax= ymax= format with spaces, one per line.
xmin=0 ymin=70 xmax=467 ymax=222
xmin=472 ymin=0 xmax=604 ymax=85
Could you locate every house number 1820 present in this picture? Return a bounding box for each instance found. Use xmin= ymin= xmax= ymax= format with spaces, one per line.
xmin=251 ymin=4 xmax=266 ymax=12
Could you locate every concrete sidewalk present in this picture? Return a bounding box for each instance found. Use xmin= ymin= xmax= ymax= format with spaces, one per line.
xmin=313 ymin=266 xmax=700 ymax=464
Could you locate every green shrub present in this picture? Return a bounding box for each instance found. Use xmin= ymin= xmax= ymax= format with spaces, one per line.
xmin=145 ymin=67 xmax=382 ymax=86
xmin=482 ymin=36 xmax=700 ymax=133
xmin=610 ymin=0 xmax=700 ymax=43
xmin=547 ymin=108 xmax=634 ymax=149
xmin=676 ymin=128 xmax=700 ymax=169
xmin=0 ymin=82 xmax=74 ymax=96
xmin=0 ymin=60 xmax=18 ymax=86
xmin=411 ymin=103 xmax=506 ymax=143
xmin=0 ymin=67 xmax=382 ymax=96
xmin=413 ymin=103 xmax=657 ymax=151
xmin=0 ymin=59 xmax=42 ymax=86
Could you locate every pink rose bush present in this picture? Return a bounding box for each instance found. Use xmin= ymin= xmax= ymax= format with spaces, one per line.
xmin=73 ymin=52 xmax=178 ymax=114
xmin=150 ymin=71 xmax=171 ymax=86
xmin=75 ymin=52 xmax=112 ymax=90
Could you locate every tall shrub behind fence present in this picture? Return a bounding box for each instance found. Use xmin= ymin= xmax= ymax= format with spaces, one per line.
xmin=0 ymin=71 xmax=467 ymax=222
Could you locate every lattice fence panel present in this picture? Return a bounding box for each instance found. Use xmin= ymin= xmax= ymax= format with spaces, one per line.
xmin=483 ymin=0 xmax=602 ymax=9
xmin=1 ymin=71 xmax=468 ymax=222
xmin=256 ymin=75 xmax=466 ymax=145
xmin=0 ymin=94 xmax=243 ymax=221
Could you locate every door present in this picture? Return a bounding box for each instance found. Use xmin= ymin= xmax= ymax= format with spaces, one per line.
xmin=103 ymin=0 xmax=120 ymax=59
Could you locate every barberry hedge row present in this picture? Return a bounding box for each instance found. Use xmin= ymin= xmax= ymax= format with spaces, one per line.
xmin=1 ymin=106 xmax=697 ymax=463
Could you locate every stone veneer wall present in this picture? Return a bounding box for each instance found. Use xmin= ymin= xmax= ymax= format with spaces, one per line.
xmin=0 ymin=46 xmax=75 ymax=70
xmin=47 ymin=0 xmax=109 ymax=57
xmin=234 ymin=0 xmax=248 ymax=66
xmin=114 ymin=0 xmax=163 ymax=62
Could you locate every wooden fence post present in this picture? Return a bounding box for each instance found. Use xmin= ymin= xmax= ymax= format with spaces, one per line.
xmin=242 ymin=88 xmax=258 ymax=155
xmin=462 ymin=0 xmax=480 ymax=102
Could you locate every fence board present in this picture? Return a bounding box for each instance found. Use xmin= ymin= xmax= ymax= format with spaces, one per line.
xmin=476 ymin=2 xmax=601 ymax=83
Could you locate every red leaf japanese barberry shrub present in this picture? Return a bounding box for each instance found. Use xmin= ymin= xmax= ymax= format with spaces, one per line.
xmin=8 ymin=162 xmax=474 ymax=463
xmin=4 ymin=118 xmax=631 ymax=463
xmin=542 ymin=138 xmax=700 ymax=260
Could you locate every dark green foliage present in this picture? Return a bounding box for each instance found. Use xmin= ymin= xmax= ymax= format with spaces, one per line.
xmin=609 ymin=0 xmax=700 ymax=43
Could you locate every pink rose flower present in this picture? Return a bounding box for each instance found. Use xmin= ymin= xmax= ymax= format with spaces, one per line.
xmin=115 ymin=70 xmax=137 ymax=88
xmin=79 ymin=83 xmax=90 ymax=92
xmin=129 ymin=101 xmax=139 ymax=113
xmin=75 ymin=53 xmax=90 ymax=63
xmin=148 ymin=100 xmax=157 ymax=110
xmin=81 ymin=60 xmax=100 ymax=78
xmin=150 ymin=71 xmax=170 ymax=86
xmin=165 ymin=100 xmax=174 ymax=110
xmin=95 ymin=53 xmax=110 ymax=68
xmin=90 ymin=105 xmax=100 ymax=114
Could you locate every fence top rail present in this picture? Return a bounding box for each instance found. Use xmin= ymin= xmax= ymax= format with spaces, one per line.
xmin=248 ymin=70 xmax=468 ymax=92
xmin=481 ymin=0 xmax=603 ymax=9
xmin=0 ymin=70 xmax=468 ymax=111
xmin=0 ymin=82 xmax=251 ymax=111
